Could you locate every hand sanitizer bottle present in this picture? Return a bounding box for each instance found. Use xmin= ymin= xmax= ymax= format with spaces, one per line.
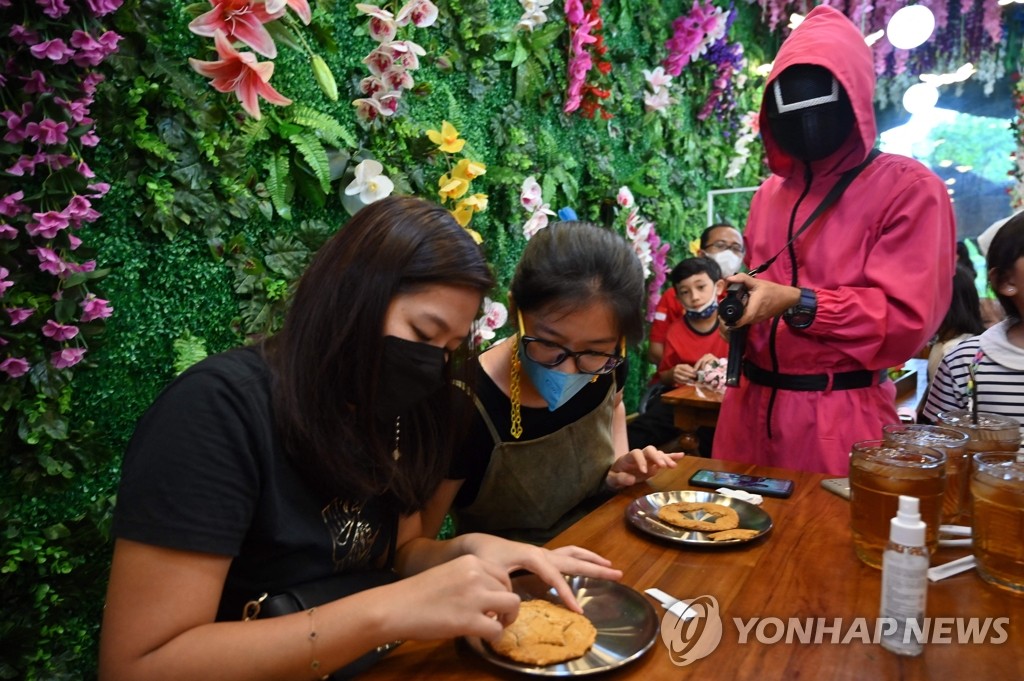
xmin=879 ymin=495 xmax=928 ymax=656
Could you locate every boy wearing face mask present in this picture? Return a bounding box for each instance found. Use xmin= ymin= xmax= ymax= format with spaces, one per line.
xmin=628 ymin=257 xmax=729 ymax=455
xmin=648 ymin=224 xmax=744 ymax=367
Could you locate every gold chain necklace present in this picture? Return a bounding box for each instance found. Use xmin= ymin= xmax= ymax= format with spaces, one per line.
xmin=509 ymin=336 xmax=523 ymax=439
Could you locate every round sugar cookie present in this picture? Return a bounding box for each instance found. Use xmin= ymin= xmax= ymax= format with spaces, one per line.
xmin=657 ymin=501 xmax=740 ymax=531
xmin=490 ymin=599 xmax=597 ymax=666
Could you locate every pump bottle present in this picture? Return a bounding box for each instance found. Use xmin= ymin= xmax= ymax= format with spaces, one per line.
xmin=879 ymin=495 xmax=929 ymax=656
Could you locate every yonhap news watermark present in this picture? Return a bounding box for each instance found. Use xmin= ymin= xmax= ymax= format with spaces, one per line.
xmin=660 ymin=595 xmax=1010 ymax=667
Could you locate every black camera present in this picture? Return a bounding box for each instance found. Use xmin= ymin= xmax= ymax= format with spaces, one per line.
xmin=718 ymin=282 xmax=748 ymax=387
xmin=719 ymin=282 xmax=748 ymax=326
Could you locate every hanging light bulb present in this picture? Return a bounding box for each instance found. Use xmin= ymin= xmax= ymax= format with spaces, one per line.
xmin=902 ymin=83 xmax=939 ymax=115
xmin=886 ymin=5 xmax=936 ymax=50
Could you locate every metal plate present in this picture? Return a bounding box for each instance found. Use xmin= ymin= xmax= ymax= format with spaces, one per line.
xmin=463 ymin=574 xmax=658 ymax=676
xmin=625 ymin=490 xmax=773 ymax=545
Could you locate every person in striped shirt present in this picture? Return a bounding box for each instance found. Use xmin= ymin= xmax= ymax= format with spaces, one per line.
xmin=923 ymin=212 xmax=1024 ymax=433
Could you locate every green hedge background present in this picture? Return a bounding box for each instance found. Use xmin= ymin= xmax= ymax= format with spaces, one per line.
xmin=2 ymin=0 xmax=1021 ymax=677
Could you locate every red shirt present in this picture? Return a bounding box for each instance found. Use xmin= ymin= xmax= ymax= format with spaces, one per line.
xmin=660 ymin=317 xmax=729 ymax=376
xmin=649 ymin=288 xmax=682 ymax=344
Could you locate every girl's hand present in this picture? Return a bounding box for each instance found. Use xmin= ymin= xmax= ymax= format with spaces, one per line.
xmin=607 ymin=447 xmax=685 ymax=488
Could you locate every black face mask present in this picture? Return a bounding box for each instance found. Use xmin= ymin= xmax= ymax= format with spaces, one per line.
xmin=766 ymin=64 xmax=855 ymax=162
xmin=374 ymin=336 xmax=448 ymax=423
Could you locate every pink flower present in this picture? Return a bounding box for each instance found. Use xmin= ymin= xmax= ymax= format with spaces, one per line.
xmin=62 ymin=195 xmax=101 ymax=226
xmin=1 ymin=102 xmax=34 ymax=144
xmin=7 ymin=307 xmax=34 ymax=325
xmin=24 ymin=119 xmax=69 ymax=146
xmin=359 ymin=76 xmax=387 ymax=96
xmin=643 ymin=66 xmax=672 ymax=93
xmin=30 ymin=247 xmax=68 ymax=276
xmin=189 ymin=0 xmax=284 ymax=59
xmin=80 ymin=294 xmax=113 ymax=322
xmin=356 ymin=4 xmax=397 ymax=42
xmin=396 ymin=0 xmax=438 ymax=28
xmin=68 ymin=235 xmax=83 ymax=250
xmin=522 ymin=208 xmax=553 ymax=240
xmin=352 ymin=97 xmax=386 ymax=122
xmin=21 ymin=70 xmax=49 ymax=94
xmin=264 ymin=0 xmax=311 ymax=24
xmin=27 ymin=211 xmax=71 ymax=239
xmin=389 ymin=41 xmax=425 ymax=69
xmin=37 ymin=0 xmax=71 ymax=19
xmin=362 ymin=47 xmax=394 ymax=76
xmin=520 ymin=176 xmax=543 ymax=212
xmin=9 ymin=25 xmax=41 ymax=45
xmin=42 ymin=319 xmax=80 ymax=341
xmin=189 ymin=30 xmax=292 ymax=119
xmin=6 ymin=154 xmax=44 ymax=177
xmin=51 ymin=347 xmax=87 ymax=369
xmin=0 ymin=191 xmax=28 ymax=217
xmin=616 ymin=186 xmax=635 ymax=208
xmin=0 ymin=357 xmax=30 ymax=378
xmin=382 ymin=67 xmax=414 ymax=91
xmin=0 ymin=223 xmax=17 ymax=239
xmin=81 ymin=129 xmax=100 ymax=146
xmin=0 ymin=266 xmax=13 ymax=296
xmin=644 ymin=88 xmax=674 ymax=112
xmin=87 ymin=183 xmax=111 ymax=197
xmin=565 ymin=0 xmax=585 ymax=24
xmin=84 ymin=0 xmax=123 ymax=15
xmin=82 ymin=73 xmax=104 ymax=95
xmin=30 ymin=38 xmax=74 ymax=63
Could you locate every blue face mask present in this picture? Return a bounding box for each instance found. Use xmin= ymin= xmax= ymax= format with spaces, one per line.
xmin=684 ymin=298 xmax=719 ymax=321
xmin=518 ymin=343 xmax=595 ymax=411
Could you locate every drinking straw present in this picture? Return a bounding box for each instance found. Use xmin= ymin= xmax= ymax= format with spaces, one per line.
xmin=968 ymin=349 xmax=983 ymax=425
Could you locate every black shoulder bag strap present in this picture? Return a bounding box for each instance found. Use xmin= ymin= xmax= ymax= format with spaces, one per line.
xmin=749 ymin=148 xmax=881 ymax=277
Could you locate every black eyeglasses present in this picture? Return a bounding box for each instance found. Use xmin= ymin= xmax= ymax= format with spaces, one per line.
xmin=520 ymin=336 xmax=624 ymax=375
xmin=705 ymin=240 xmax=745 ymax=255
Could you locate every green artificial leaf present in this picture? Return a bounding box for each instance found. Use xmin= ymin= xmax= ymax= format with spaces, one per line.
xmin=511 ymin=40 xmax=530 ymax=69
xmin=289 ymin=105 xmax=357 ymax=149
xmin=172 ymin=332 xmax=208 ymax=375
xmin=529 ymin=22 xmax=564 ymax=50
xmin=265 ymin=20 xmax=303 ymax=51
xmin=263 ymin=236 xmax=308 ymax=279
xmin=42 ymin=524 xmax=71 ymax=541
xmin=288 ymin=129 xmax=331 ymax=194
xmin=265 ymin=152 xmax=293 ymax=220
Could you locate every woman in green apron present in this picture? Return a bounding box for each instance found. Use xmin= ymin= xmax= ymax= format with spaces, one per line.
xmin=423 ymin=221 xmax=683 ymax=544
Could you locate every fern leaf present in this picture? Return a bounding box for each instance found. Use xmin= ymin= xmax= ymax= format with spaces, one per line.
xmin=288 ymin=105 xmax=358 ymax=149
xmin=265 ymin=152 xmax=293 ymax=220
xmin=289 ymin=130 xmax=331 ymax=194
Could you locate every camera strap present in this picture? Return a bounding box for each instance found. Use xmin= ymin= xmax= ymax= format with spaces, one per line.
xmin=748 ymin=148 xmax=880 ymax=277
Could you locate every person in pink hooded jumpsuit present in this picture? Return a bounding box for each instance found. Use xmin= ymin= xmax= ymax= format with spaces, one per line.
xmin=712 ymin=6 xmax=956 ymax=475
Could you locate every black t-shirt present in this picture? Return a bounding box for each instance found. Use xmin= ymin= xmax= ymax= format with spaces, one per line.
xmin=113 ymin=347 xmax=397 ymax=621
xmin=448 ymin=354 xmax=627 ymax=508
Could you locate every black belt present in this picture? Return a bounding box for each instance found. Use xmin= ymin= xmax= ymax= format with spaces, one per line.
xmin=744 ymin=362 xmax=885 ymax=392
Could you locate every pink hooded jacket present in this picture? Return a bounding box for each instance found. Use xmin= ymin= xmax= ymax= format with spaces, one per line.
xmin=713 ymin=6 xmax=956 ymax=475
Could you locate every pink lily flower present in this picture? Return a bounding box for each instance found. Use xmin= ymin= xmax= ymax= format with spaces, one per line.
xmin=189 ymin=30 xmax=292 ymax=119
xmin=264 ymin=0 xmax=311 ymax=24
xmin=189 ymin=0 xmax=283 ymax=59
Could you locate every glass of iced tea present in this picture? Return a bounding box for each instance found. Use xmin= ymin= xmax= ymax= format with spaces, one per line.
xmin=882 ymin=424 xmax=970 ymax=524
xmin=935 ymin=410 xmax=1021 ymax=454
xmin=971 ymin=453 xmax=1024 ymax=594
xmin=849 ymin=440 xmax=946 ymax=569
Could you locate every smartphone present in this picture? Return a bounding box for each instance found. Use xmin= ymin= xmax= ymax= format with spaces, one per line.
xmin=820 ymin=477 xmax=851 ymax=500
xmin=688 ymin=469 xmax=794 ymax=499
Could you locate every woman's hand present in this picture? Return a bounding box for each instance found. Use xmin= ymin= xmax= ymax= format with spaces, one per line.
xmin=607 ymin=446 xmax=684 ymax=489
xmin=384 ymin=553 xmax=521 ymax=642
xmin=456 ymin=534 xmax=622 ymax=614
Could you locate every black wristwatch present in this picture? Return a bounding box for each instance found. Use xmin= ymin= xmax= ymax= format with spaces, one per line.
xmin=783 ymin=287 xmax=817 ymax=329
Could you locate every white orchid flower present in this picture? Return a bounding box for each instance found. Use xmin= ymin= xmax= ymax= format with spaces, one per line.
xmin=344 ymin=159 xmax=394 ymax=204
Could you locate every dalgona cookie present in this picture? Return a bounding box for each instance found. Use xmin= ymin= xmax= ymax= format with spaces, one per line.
xmin=657 ymin=501 xmax=740 ymax=531
xmin=490 ymin=599 xmax=597 ymax=666
xmin=708 ymin=528 xmax=760 ymax=542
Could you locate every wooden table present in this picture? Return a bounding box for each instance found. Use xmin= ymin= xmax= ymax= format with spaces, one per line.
xmin=364 ymin=457 xmax=1023 ymax=681
xmin=659 ymin=383 xmax=723 ymax=453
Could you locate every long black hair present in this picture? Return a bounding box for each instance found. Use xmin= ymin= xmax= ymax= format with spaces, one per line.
xmin=988 ymin=212 xmax=1024 ymax=321
xmin=936 ymin=264 xmax=984 ymax=343
xmin=264 ymin=196 xmax=494 ymax=512
xmin=511 ymin=222 xmax=646 ymax=345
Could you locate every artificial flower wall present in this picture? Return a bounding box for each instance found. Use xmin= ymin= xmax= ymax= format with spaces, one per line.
xmin=2 ymin=1 xmax=1022 ymax=678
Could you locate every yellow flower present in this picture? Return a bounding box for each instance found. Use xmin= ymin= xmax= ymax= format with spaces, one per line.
xmin=426 ymin=120 xmax=466 ymax=153
xmin=461 ymin=193 xmax=488 ymax=213
xmin=689 ymin=238 xmax=701 ymax=256
xmin=464 ymin=227 xmax=483 ymax=244
xmin=451 ymin=202 xmax=474 ymax=227
xmin=452 ymin=158 xmax=486 ymax=181
xmin=438 ymin=172 xmax=469 ymax=201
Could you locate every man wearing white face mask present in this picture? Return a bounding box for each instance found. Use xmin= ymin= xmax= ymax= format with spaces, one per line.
xmin=648 ymin=224 xmax=744 ymax=366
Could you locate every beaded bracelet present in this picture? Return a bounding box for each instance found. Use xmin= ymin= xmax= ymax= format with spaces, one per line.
xmin=307 ymin=607 xmax=329 ymax=681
